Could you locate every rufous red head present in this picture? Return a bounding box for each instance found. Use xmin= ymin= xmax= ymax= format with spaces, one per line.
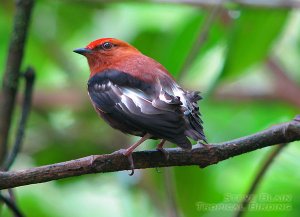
xmin=74 ymin=37 xmax=174 ymax=81
xmin=74 ymin=38 xmax=142 ymax=76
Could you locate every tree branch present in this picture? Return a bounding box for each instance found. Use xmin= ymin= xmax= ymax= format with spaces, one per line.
xmin=214 ymin=57 xmax=300 ymax=109
xmin=0 ymin=194 xmax=24 ymax=217
xmin=3 ymin=68 xmax=35 ymax=171
xmin=266 ymin=57 xmax=300 ymax=108
xmin=235 ymin=143 xmax=287 ymax=217
xmin=154 ymin=0 xmax=300 ymax=9
xmin=0 ymin=0 xmax=34 ymax=164
xmin=0 ymin=116 xmax=299 ymax=190
xmin=177 ymin=2 xmax=222 ymax=81
xmin=0 ymin=68 xmax=34 ymax=217
xmin=64 ymin=0 xmax=300 ymax=9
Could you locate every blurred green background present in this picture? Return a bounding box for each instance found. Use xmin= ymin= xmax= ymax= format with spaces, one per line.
xmin=1 ymin=0 xmax=300 ymax=216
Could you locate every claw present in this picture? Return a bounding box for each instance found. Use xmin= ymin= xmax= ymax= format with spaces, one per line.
xmin=156 ymin=147 xmax=169 ymax=160
xmin=126 ymin=153 xmax=135 ymax=176
xmin=114 ymin=149 xmax=135 ymax=175
xmin=113 ymin=134 xmax=151 ymax=176
xmin=156 ymin=139 xmax=169 ymax=160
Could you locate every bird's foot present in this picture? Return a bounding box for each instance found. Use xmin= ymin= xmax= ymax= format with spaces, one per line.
xmin=156 ymin=147 xmax=169 ymax=161
xmin=113 ymin=134 xmax=151 ymax=176
xmin=113 ymin=149 xmax=135 ymax=176
xmin=156 ymin=139 xmax=169 ymax=160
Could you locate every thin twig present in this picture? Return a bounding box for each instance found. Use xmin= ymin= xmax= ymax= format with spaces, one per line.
xmin=177 ymin=1 xmax=222 ymax=81
xmin=0 ymin=116 xmax=299 ymax=190
xmin=266 ymin=57 xmax=300 ymax=108
xmin=154 ymin=0 xmax=300 ymax=9
xmin=214 ymin=57 xmax=300 ymax=109
xmin=3 ymin=68 xmax=36 ymax=171
xmin=234 ymin=144 xmax=287 ymax=217
xmin=7 ymin=189 xmax=19 ymax=217
xmin=0 ymin=68 xmax=35 ymax=217
xmin=63 ymin=0 xmax=300 ymax=9
xmin=0 ymin=193 xmax=24 ymax=217
xmin=0 ymin=0 xmax=34 ymax=165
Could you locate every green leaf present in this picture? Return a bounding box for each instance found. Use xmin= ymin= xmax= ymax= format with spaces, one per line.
xmin=221 ymin=8 xmax=289 ymax=78
xmin=132 ymin=12 xmax=206 ymax=78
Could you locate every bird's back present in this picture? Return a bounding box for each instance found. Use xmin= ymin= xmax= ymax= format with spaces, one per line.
xmin=77 ymin=37 xmax=206 ymax=148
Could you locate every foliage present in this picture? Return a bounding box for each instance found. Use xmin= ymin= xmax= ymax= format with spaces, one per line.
xmin=1 ymin=1 xmax=299 ymax=217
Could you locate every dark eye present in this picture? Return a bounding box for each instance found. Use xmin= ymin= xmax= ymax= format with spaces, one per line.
xmin=102 ymin=42 xmax=113 ymax=50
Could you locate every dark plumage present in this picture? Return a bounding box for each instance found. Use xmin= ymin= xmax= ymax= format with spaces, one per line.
xmin=74 ymin=38 xmax=206 ymax=174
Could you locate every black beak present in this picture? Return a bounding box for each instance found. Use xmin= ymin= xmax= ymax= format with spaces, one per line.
xmin=73 ymin=48 xmax=92 ymax=55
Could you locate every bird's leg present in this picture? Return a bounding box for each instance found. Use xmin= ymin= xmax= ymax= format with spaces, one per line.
xmin=156 ymin=139 xmax=169 ymax=160
xmin=124 ymin=133 xmax=151 ymax=155
xmin=116 ymin=133 xmax=151 ymax=176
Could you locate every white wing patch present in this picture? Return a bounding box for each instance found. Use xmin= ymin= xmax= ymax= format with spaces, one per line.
xmin=117 ymin=86 xmax=164 ymax=115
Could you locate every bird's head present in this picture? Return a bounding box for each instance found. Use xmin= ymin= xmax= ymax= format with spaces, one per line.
xmin=74 ymin=38 xmax=141 ymax=75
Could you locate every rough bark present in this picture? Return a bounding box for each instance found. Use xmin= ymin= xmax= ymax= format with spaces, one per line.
xmin=0 ymin=117 xmax=299 ymax=190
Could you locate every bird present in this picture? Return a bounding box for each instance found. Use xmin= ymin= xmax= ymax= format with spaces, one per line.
xmin=74 ymin=38 xmax=206 ymax=175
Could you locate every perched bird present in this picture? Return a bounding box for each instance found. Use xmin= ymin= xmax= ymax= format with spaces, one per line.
xmin=74 ymin=38 xmax=206 ymax=174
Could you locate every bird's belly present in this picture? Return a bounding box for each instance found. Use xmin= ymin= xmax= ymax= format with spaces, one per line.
xmin=96 ymin=109 xmax=145 ymax=137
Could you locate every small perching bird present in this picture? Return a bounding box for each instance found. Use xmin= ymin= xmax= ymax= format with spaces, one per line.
xmin=74 ymin=38 xmax=206 ymax=174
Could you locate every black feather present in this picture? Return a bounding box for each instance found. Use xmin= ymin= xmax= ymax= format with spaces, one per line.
xmin=88 ymin=69 xmax=192 ymax=148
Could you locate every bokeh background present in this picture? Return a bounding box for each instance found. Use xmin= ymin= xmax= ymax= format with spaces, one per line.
xmin=1 ymin=0 xmax=300 ymax=216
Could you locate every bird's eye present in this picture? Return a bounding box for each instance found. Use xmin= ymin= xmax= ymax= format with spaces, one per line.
xmin=102 ymin=42 xmax=113 ymax=50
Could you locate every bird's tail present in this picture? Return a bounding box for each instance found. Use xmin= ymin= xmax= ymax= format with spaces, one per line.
xmin=169 ymin=136 xmax=192 ymax=150
xmin=184 ymin=91 xmax=207 ymax=144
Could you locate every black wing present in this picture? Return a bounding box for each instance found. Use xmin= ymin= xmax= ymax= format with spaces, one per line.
xmin=88 ymin=69 xmax=192 ymax=149
xmin=159 ymin=75 xmax=206 ymax=143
